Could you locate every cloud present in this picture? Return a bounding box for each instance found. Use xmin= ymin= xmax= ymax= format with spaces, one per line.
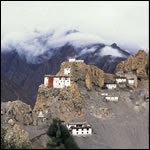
xmin=100 ymin=46 xmax=125 ymax=57
xmin=1 ymin=1 xmax=149 ymax=55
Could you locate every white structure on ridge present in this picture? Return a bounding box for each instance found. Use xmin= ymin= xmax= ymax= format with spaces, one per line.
xmin=128 ymin=78 xmax=134 ymax=85
xmin=38 ymin=111 xmax=46 ymax=122
xmin=44 ymin=75 xmax=71 ymax=88
xmin=105 ymin=84 xmax=117 ymax=89
xmin=64 ymin=67 xmax=71 ymax=75
xmin=68 ymin=58 xmax=84 ymax=63
xmin=105 ymin=96 xmax=119 ymax=102
xmin=115 ymin=77 xmax=127 ymax=84
xmin=101 ymin=93 xmax=108 ymax=96
xmin=53 ymin=77 xmax=71 ymax=88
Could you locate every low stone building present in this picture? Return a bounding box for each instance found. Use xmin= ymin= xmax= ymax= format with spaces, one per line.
xmin=65 ymin=122 xmax=92 ymax=136
xmin=104 ymin=96 xmax=119 ymax=102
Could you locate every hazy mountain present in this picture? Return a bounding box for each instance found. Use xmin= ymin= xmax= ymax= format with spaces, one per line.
xmin=1 ymin=30 xmax=130 ymax=106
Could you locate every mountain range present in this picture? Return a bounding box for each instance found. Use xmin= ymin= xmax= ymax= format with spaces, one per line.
xmin=1 ymin=29 xmax=131 ymax=107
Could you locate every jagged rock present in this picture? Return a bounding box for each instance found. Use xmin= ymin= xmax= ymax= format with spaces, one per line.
xmin=116 ymin=50 xmax=149 ymax=80
xmin=4 ymin=123 xmax=30 ymax=147
xmin=56 ymin=61 xmax=104 ymax=89
xmin=1 ymin=100 xmax=33 ymax=125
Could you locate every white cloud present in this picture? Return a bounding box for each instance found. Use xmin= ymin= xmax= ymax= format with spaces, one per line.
xmin=1 ymin=1 xmax=149 ymax=53
xmin=100 ymin=46 xmax=124 ymax=57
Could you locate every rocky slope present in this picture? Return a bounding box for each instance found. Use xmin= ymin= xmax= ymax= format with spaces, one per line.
xmin=1 ymin=50 xmax=149 ymax=149
xmin=1 ymin=41 xmax=130 ymax=106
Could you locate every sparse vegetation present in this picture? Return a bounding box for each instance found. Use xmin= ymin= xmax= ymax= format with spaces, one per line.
xmin=47 ymin=118 xmax=79 ymax=149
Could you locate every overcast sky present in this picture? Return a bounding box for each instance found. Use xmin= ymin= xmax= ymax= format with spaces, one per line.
xmin=1 ymin=1 xmax=149 ymax=53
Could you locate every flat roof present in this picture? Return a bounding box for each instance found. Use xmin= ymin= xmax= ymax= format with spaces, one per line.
xmin=115 ymin=77 xmax=127 ymax=79
xmin=45 ymin=75 xmax=70 ymax=78
xmin=66 ymin=122 xmax=87 ymax=125
xmin=71 ymin=126 xmax=91 ymax=129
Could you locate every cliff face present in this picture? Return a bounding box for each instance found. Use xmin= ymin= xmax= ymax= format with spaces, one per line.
xmin=56 ymin=61 xmax=104 ymax=89
xmin=33 ymin=61 xmax=107 ymax=125
xmin=116 ymin=50 xmax=149 ymax=80
xmin=32 ymin=82 xmax=83 ymax=126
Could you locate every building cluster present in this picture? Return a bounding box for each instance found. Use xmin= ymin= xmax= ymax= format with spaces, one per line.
xmin=104 ymin=76 xmax=135 ymax=90
xmin=44 ymin=75 xmax=71 ymax=88
xmin=65 ymin=122 xmax=92 ymax=136
xmin=44 ymin=58 xmax=84 ymax=88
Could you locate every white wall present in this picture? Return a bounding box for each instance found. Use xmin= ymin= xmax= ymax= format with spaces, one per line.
xmin=69 ymin=58 xmax=76 ymax=62
xmin=106 ymin=84 xmax=117 ymax=89
xmin=44 ymin=77 xmax=48 ymax=86
xmin=53 ymin=77 xmax=65 ymax=88
xmin=53 ymin=77 xmax=71 ymax=88
xmin=101 ymin=93 xmax=108 ymax=96
xmin=105 ymin=97 xmax=118 ymax=102
xmin=116 ymin=78 xmax=126 ymax=83
xmin=72 ymin=128 xmax=92 ymax=135
xmin=128 ymin=80 xmax=134 ymax=85
xmin=65 ymin=78 xmax=71 ymax=87
xmin=64 ymin=68 xmax=71 ymax=75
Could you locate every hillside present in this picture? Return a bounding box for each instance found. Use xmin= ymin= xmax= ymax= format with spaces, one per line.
xmin=1 ymin=39 xmax=130 ymax=106
xmin=1 ymin=50 xmax=149 ymax=149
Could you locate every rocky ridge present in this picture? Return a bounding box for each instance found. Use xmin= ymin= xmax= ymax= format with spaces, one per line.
xmin=116 ymin=50 xmax=149 ymax=79
xmin=1 ymin=50 xmax=149 ymax=149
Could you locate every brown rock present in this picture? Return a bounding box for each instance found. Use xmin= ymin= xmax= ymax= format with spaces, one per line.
xmin=116 ymin=50 xmax=149 ymax=80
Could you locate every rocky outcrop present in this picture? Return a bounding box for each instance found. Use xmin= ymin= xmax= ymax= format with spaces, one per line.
xmin=3 ymin=123 xmax=30 ymax=147
xmin=32 ymin=83 xmax=83 ymax=126
xmin=116 ymin=50 xmax=149 ymax=80
xmin=1 ymin=101 xmax=31 ymax=148
xmin=1 ymin=100 xmax=33 ymax=125
xmin=56 ymin=61 xmax=104 ymax=89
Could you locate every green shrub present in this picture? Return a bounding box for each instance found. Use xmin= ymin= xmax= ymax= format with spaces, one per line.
xmin=47 ymin=118 xmax=79 ymax=149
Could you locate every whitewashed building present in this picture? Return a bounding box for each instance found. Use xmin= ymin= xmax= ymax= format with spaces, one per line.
xmin=115 ymin=77 xmax=127 ymax=84
xmin=101 ymin=93 xmax=108 ymax=96
xmin=128 ymin=78 xmax=134 ymax=85
xmin=68 ymin=58 xmax=84 ymax=63
xmin=105 ymin=84 xmax=117 ymax=89
xmin=53 ymin=77 xmax=71 ymax=88
xmin=68 ymin=58 xmax=76 ymax=62
xmin=38 ymin=111 xmax=46 ymax=122
xmin=66 ymin=122 xmax=92 ymax=136
xmin=105 ymin=96 xmax=119 ymax=102
xmin=64 ymin=67 xmax=71 ymax=75
xmin=44 ymin=75 xmax=71 ymax=88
